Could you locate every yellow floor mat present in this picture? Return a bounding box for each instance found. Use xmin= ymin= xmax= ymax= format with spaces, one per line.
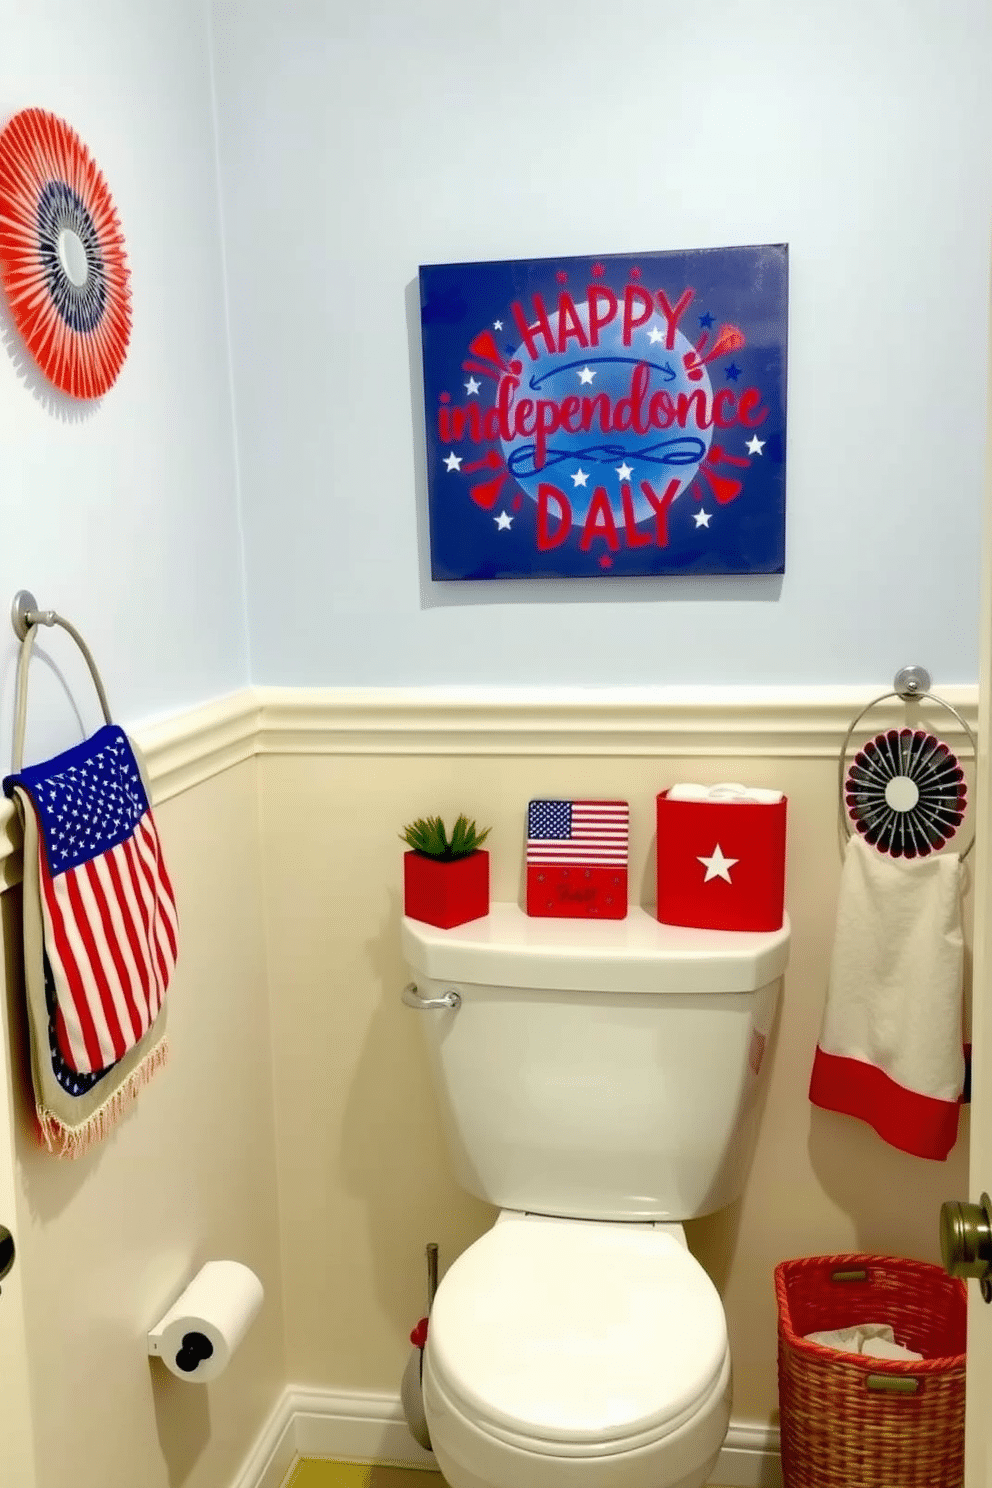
xmin=286 ymin=1458 xmax=731 ymax=1488
xmin=285 ymin=1462 xmax=446 ymax=1488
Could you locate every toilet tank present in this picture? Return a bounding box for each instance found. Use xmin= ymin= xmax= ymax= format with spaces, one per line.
xmin=401 ymin=904 xmax=789 ymax=1222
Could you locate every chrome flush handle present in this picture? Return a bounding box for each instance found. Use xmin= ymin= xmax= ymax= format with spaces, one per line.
xmin=402 ymin=982 xmax=461 ymax=1011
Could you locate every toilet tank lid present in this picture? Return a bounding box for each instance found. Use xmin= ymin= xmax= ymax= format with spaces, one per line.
xmin=402 ymin=903 xmax=789 ymax=995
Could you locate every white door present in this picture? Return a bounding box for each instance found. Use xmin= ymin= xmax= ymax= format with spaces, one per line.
xmin=961 ymin=311 xmax=992 ymax=1486
xmin=0 ymin=990 xmax=37 ymax=1488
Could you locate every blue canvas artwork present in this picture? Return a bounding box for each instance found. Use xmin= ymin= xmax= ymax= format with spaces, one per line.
xmin=418 ymin=243 xmax=787 ymax=580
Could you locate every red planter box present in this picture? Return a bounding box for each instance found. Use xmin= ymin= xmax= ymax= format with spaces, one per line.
xmin=403 ymin=850 xmax=489 ymax=929
xmin=656 ymin=792 xmax=786 ymax=932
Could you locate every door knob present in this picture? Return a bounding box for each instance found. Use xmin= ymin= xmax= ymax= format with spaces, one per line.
xmin=940 ymin=1193 xmax=992 ymax=1301
xmin=0 ymin=1225 xmax=14 ymax=1286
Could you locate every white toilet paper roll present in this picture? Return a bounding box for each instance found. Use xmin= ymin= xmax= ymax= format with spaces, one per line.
xmin=148 ymin=1260 xmax=264 ymax=1383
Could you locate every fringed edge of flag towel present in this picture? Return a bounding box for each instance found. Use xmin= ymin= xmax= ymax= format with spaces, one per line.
xmin=36 ymin=1033 xmax=169 ymax=1159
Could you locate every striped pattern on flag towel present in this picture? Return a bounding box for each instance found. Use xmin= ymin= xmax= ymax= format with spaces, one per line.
xmin=526 ymin=799 xmax=629 ymax=920
xmin=4 ymin=724 xmax=178 ymax=1076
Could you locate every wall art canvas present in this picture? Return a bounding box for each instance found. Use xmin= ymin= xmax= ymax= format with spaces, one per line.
xmin=419 ymin=243 xmax=787 ymax=580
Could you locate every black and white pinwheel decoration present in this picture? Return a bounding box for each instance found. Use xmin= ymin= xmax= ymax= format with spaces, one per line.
xmin=845 ymin=728 xmax=967 ymax=858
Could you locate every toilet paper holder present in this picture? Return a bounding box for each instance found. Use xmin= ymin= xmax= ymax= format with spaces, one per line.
xmin=162 ymin=1328 xmax=216 ymax=1375
xmin=148 ymin=1260 xmax=264 ymax=1383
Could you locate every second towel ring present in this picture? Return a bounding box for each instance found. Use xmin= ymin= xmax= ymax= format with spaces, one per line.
xmin=838 ymin=667 xmax=976 ymax=861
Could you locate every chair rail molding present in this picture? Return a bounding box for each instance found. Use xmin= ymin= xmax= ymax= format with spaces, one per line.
xmin=0 ymin=682 xmax=977 ymax=886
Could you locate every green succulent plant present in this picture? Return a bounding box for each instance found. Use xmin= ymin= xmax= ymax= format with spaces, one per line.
xmin=401 ymin=813 xmax=491 ymax=861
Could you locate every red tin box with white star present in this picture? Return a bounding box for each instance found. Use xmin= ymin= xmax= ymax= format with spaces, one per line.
xmin=655 ymin=785 xmax=786 ymax=932
xmin=526 ymin=798 xmax=629 ymax=919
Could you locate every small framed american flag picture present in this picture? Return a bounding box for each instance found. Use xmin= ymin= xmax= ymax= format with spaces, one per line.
xmin=526 ymin=798 xmax=629 ymax=919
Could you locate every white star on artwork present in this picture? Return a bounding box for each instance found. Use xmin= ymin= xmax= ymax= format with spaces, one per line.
xmin=494 ymin=511 xmax=513 ymax=530
xmin=647 ymin=325 xmax=666 ymax=344
xmin=464 ymin=376 xmax=481 ymax=396
xmin=571 ymin=468 xmax=589 ymax=487
xmin=443 ymin=451 xmax=463 ymax=472
xmin=694 ymin=509 xmax=712 ymax=528
xmin=493 ymin=319 xmax=503 ymax=330
xmin=697 ymin=844 xmax=739 ymax=883
xmin=615 ymin=461 xmax=634 ymax=480
xmin=746 ymin=435 xmax=765 ymax=456
xmin=578 ymin=366 xmax=596 ymax=384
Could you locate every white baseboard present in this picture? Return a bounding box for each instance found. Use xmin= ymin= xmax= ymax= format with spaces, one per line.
xmin=234 ymin=1387 xmax=781 ymax=1488
xmin=229 ymin=1388 xmax=297 ymax=1488
xmin=712 ymin=1423 xmax=782 ymax=1487
xmin=290 ymin=1387 xmax=438 ymax=1470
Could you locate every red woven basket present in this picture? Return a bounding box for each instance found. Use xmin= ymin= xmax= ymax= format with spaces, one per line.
xmin=775 ymin=1254 xmax=966 ymax=1488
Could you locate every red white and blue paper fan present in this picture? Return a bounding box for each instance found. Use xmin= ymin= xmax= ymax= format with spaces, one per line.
xmin=0 ymin=108 xmax=131 ymax=399
xmin=845 ymin=728 xmax=967 ymax=858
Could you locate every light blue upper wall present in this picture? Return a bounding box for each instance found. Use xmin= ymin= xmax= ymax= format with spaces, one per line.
xmin=0 ymin=0 xmax=248 ymax=766
xmin=3 ymin=0 xmax=984 ymax=752
xmin=211 ymin=0 xmax=992 ymax=689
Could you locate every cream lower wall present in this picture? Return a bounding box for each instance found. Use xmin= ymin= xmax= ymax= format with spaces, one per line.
xmin=257 ymin=698 xmax=972 ymax=1426
xmin=0 ymin=909 xmax=37 ymax=1487
xmin=0 ymin=689 xmax=974 ymax=1488
xmin=2 ymin=757 xmax=286 ymax=1488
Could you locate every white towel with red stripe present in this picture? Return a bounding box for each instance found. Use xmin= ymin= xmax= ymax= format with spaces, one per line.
xmin=808 ymin=834 xmax=964 ymax=1160
xmin=5 ymin=724 xmax=178 ymax=1156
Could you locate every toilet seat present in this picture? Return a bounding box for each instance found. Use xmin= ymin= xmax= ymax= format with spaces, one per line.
xmin=425 ymin=1213 xmax=729 ymax=1455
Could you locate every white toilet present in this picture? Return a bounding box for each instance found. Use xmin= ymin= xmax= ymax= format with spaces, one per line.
xmin=401 ymin=902 xmax=790 ymax=1488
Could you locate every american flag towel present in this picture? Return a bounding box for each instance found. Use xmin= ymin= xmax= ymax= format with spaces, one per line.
xmin=526 ymin=798 xmax=629 ymax=919
xmin=4 ymin=724 xmax=177 ymax=1156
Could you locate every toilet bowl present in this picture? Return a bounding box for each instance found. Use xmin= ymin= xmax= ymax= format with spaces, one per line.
xmin=423 ymin=1212 xmax=731 ymax=1488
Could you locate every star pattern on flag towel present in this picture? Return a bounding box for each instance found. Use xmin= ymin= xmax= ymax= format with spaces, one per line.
xmin=36 ymin=734 xmax=145 ymax=872
xmin=697 ymin=843 xmax=739 ymax=883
